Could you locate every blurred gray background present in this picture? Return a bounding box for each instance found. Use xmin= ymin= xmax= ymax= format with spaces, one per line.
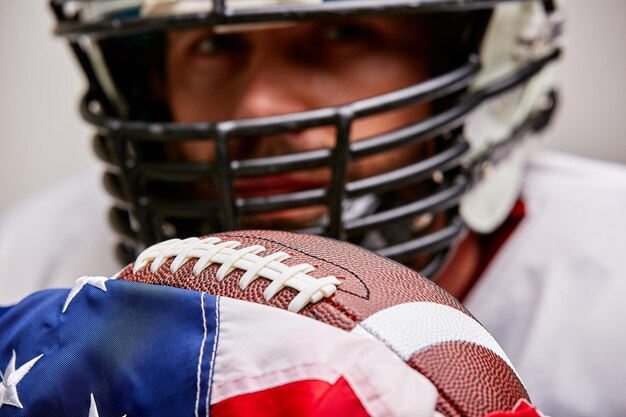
xmin=0 ymin=0 xmax=625 ymax=210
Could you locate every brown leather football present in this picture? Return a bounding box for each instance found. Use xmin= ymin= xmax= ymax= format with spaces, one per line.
xmin=117 ymin=230 xmax=528 ymax=417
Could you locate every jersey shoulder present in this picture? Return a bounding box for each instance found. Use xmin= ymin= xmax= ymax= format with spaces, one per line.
xmin=0 ymin=171 xmax=118 ymax=305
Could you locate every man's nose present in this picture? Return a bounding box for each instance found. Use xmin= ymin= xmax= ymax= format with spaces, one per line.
xmin=232 ymin=45 xmax=310 ymax=120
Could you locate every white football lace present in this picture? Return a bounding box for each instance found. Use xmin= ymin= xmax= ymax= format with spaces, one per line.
xmin=133 ymin=237 xmax=342 ymax=313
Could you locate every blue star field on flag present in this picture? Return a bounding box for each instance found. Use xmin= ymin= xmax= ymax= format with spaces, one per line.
xmin=0 ymin=279 xmax=218 ymax=416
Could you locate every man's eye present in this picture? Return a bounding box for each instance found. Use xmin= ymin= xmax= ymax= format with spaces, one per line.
xmin=321 ymin=24 xmax=371 ymax=43
xmin=193 ymin=35 xmax=242 ymax=56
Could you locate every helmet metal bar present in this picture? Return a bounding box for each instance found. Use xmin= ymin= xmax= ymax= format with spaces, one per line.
xmin=108 ymin=133 xmax=156 ymax=244
xmin=351 ymin=104 xmax=468 ymax=159
xmin=419 ymin=248 xmax=452 ymax=278
xmin=50 ymin=1 xmax=119 ymax=118
xmin=232 ymin=149 xmax=331 ymax=177
xmin=328 ymin=108 xmax=353 ymax=240
xmin=80 ymin=59 xmax=478 ymax=139
xmin=379 ymin=218 xmax=464 ymax=260
xmin=232 ymin=139 xmax=466 ymax=214
xmin=103 ymin=172 xmax=127 ymax=203
xmin=138 ymin=198 xmax=221 ymax=217
xmin=138 ymin=162 xmax=219 ymax=182
xmin=54 ymin=0 xmax=540 ymax=41
xmin=345 ymin=178 xmax=468 ymax=235
xmin=349 ymin=58 xmax=479 ymax=118
xmin=466 ymin=91 xmax=558 ymax=186
xmin=139 ymin=196 xmax=221 ymax=221
xmin=215 ymin=126 xmax=237 ymax=230
xmin=110 ymin=206 xmax=134 ymax=236
xmin=217 ymin=108 xmax=336 ymax=138
xmin=347 ymin=140 xmax=468 ymax=197
xmin=237 ymin=188 xmax=326 ymax=214
xmin=353 ymin=49 xmax=560 ymax=160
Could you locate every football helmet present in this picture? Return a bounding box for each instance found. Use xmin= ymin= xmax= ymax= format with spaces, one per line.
xmin=51 ymin=0 xmax=563 ymax=277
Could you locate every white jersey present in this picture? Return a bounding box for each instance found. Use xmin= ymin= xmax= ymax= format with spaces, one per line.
xmin=465 ymin=151 xmax=626 ymax=417
xmin=0 ymin=171 xmax=119 ymax=305
xmin=1 ymin=151 xmax=626 ymax=416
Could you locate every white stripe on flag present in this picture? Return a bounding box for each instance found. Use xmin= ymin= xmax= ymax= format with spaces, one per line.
xmin=212 ymin=297 xmax=439 ymax=417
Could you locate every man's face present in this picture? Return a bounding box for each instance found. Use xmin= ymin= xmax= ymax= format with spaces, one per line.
xmin=164 ymin=15 xmax=432 ymax=229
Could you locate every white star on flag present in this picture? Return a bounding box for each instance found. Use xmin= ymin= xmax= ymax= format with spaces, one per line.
xmin=63 ymin=276 xmax=110 ymax=313
xmin=0 ymin=350 xmax=44 ymax=409
xmin=89 ymin=393 xmax=127 ymax=417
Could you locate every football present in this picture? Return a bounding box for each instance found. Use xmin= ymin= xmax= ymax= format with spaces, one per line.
xmin=118 ymin=230 xmax=528 ymax=417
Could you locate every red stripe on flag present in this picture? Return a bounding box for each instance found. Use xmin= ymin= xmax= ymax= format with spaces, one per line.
xmin=211 ymin=377 xmax=371 ymax=417
xmin=484 ymin=399 xmax=545 ymax=417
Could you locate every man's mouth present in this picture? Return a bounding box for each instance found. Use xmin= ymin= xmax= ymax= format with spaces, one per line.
xmin=234 ymin=174 xmax=328 ymax=198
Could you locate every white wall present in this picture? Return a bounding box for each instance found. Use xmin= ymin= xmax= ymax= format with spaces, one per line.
xmin=0 ymin=0 xmax=93 ymax=211
xmin=544 ymin=0 xmax=626 ymax=162
xmin=0 ymin=0 xmax=625 ymax=210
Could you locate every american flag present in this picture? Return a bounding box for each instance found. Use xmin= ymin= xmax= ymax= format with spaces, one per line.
xmin=0 ymin=276 xmax=444 ymax=416
xmin=0 ymin=276 xmax=545 ymax=417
